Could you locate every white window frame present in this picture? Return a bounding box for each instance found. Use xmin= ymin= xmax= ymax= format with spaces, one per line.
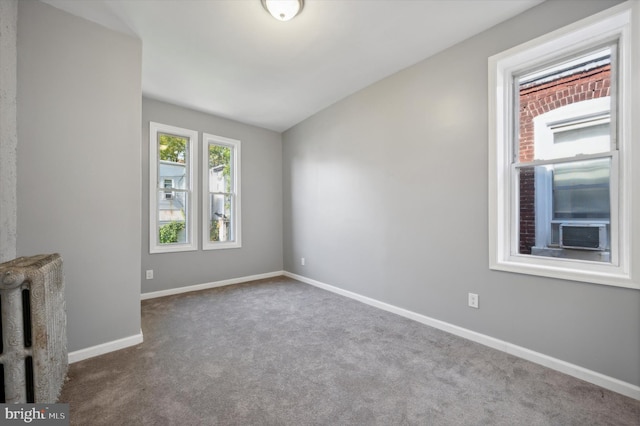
xmin=488 ymin=2 xmax=636 ymax=289
xmin=202 ymin=133 xmax=241 ymax=250
xmin=150 ymin=122 xmax=198 ymax=254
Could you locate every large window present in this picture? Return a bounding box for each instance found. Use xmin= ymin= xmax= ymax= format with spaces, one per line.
xmin=488 ymin=3 xmax=634 ymax=288
xmin=150 ymin=122 xmax=198 ymax=253
xmin=202 ymin=133 xmax=241 ymax=250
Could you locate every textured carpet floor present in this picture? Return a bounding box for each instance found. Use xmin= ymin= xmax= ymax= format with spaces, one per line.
xmin=59 ymin=277 xmax=639 ymax=425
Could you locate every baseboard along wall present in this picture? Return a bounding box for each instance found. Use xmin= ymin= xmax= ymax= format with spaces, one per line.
xmin=71 ymin=270 xmax=639 ymax=400
xmin=68 ymin=331 xmax=143 ymax=364
xmin=68 ymin=271 xmax=284 ymax=363
xmin=283 ymin=271 xmax=640 ymax=401
xmin=140 ymin=271 xmax=284 ymax=300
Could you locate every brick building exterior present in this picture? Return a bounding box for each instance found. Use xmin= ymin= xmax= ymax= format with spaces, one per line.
xmin=518 ymin=63 xmax=611 ymax=254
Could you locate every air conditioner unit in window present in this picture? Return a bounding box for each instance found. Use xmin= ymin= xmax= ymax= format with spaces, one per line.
xmin=559 ymin=224 xmax=607 ymax=250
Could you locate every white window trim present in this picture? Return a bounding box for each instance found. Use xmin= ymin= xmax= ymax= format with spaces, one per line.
xmin=202 ymin=133 xmax=241 ymax=250
xmin=488 ymin=2 xmax=636 ymax=289
xmin=149 ymin=122 xmax=198 ymax=254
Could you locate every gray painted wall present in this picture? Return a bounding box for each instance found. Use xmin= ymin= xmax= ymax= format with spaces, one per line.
xmin=282 ymin=0 xmax=640 ymax=387
xmin=142 ymin=98 xmax=283 ymax=294
xmin=17 ymin=1 xmax=142 ymax=352
xmin=0 ymin=0 xmax=18 ymax=263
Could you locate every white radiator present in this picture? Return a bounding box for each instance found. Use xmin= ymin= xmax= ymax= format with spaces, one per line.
xmin=0 ymin=254 xmax=68 ymax=403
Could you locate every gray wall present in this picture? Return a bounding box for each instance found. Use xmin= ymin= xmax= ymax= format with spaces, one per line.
xmin=142 ymin=98 xmax=283 ymax=294
xmin=282 ymin=0 xmax=640 ymax=387
xmin=17 ymin=0 xmax=142 ymax=352
xmin=0 ymin=0 xmax=18 ymax=263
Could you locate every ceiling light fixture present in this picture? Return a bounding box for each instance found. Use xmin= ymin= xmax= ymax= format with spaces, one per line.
xmin=261 ymin=0 xmax=304 ymax=22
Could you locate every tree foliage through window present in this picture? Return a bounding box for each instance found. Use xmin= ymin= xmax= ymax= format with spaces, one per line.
xmin=159 ymin=221 xmax=185 ymax=244
xmin=209 ymin=145 xmax=231 ymax=191
xmin=159 ymin=134 xmax=187 ymax=163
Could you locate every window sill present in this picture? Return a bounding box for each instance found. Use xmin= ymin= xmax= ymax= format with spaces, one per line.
xmin=150 ymin=245 xmax=198 ymax=254
xmin=530 ymin=247 xmax=610 ymax=263
xmin=203 ymin=241 xmax=241 ymax=251
xmin=490 ymin=255 xmax=635 ymax=290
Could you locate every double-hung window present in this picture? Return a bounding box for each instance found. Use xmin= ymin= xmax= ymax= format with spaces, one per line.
xmin=488 ymin=3 xmax=635 ymax=288
xmin=150 ymin=122 xmax=198 ymax=253
xmin=202 ymin=133 xmax=241 ymax=250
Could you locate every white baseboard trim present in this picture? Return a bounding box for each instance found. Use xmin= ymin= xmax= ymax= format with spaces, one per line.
xmin=68 ymin=331 xmax=143 ymax=364
xmin=284 ymin=271 xmax=640 ymax=400
xmin=70 ymin=272 xmax=283 ymax=364
xmin=141 ymin=270 xmax=285 ymax=300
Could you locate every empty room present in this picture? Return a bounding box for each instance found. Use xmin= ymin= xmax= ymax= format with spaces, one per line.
xmin=1 ymin=0 xmax=639 ymax=424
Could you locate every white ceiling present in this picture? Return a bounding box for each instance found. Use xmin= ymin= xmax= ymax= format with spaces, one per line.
xmin=41 ymin=0 xmax=543 ymax=132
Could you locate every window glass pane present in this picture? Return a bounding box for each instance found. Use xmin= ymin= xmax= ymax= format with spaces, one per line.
xmin=550 ymin=223 xmax=560 ymax=245
xmin=159 ymin=134 xmax=187 ymax=189
xmin=208 ymin=144 xmax=231 ymax=192
xmin=553 ymin=158 xmax=610 ymax=219
xmin=159 ymin=162 xmax=187 ymax=190
xmin=517 ymin=165 xmax=540 ymax=255
xmin=554 ymin=122 xmax=609 ymax=145
xmin=517 ymin=48 xmax=612 ymax=162
xmin=208 ymin=193 xmax=232 ymax=242
xmin=159 ymin=134 xmax=187 ymax=163
xmin=158 ymin=190 xmax=188 ymax=245
xmin=517 ymin=162 xmax=610 ymax=262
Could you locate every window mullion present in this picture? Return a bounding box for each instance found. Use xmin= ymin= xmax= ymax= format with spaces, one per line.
xmin=514 ymin=151 xmax=615 ymax=168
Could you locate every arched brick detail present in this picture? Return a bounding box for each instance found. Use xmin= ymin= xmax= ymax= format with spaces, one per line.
xmin=518 ymin=64 xmax=610 ymax=254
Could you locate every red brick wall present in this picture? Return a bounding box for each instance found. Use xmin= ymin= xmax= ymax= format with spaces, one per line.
xmin=518 ymin=64 xmax=610 ymax=254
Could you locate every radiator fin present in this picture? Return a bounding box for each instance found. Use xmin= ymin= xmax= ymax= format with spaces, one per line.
xmin=0 ymin=254 xmax=68 ymax=403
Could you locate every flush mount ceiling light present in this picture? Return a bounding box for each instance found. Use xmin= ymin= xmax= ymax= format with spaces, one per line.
xmin=261 ymin=0 xmax=304 ymax=22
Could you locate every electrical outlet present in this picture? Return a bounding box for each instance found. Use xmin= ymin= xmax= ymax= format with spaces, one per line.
xmin=301 ymin=257 xmax=305 ymax=266
xmin=468 ymin=293 xmax=479 ymax=309
xmin=146 ymin=269 xmax=154 ymax=280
